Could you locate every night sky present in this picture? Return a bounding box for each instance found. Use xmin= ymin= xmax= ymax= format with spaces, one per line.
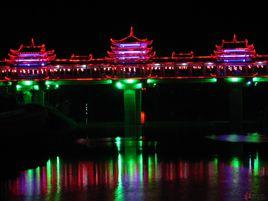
xmin=0 ymin=1 xmax=267 ymax=58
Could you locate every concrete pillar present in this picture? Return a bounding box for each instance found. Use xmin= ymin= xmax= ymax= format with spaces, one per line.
xmin=124 ymin=89 xmax=142 ymax=137
xmin=32 ymin=90 xmax=45 ymax=106
xmin=23 ymin=91 xmax=32 ymax=104
xmin=229 ymin=86 xmax=243 ymax=131
xmin=22 ymin=90 xmax=45 ymax=105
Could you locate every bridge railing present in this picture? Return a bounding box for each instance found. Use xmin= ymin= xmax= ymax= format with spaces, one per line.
xmin=0 ymin=64 xmax=268 ymax=80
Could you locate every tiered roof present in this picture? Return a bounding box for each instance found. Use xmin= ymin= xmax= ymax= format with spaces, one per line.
xmin=6 ymin=38 xmax=56 ymax=67
xmin=107 ymin=27 xmax=155 ymax=62
xmin=214 ymin=34 xmax=256 ymax=63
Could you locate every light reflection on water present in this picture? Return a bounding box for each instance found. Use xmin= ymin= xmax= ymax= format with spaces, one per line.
xmin=1 ymin=139 xmax=268 ymax=201
xmin=207 ymin=133 xmax=268 ymax=143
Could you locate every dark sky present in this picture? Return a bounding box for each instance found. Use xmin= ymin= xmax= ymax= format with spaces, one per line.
xmin=0 ymin=1 xmax=267 ymax=58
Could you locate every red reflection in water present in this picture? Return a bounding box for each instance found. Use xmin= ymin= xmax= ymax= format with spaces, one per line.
xmin=2 ymin=154 xmax=268 ymax=201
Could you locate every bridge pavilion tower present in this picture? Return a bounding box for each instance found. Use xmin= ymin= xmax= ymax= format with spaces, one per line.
xmin=109 ymin=27 xmax=155 ymax=136
xmin=6 ymin=38 xmax=56 ymax=105
xmin=214 ymin=34 xmax=257 ymax=130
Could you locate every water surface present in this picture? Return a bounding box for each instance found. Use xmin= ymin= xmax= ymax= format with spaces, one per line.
xmin=1 ymin=137 xmax=268 ymax=201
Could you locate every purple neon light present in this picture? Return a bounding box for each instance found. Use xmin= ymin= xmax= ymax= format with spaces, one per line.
xmin=119 ymin=43 xmax=147 ymax=48
xmin=220 ymin=54 xmax=251 ymax=58
xmin=118 ymin=56 xmax=146 ymax=60
xmin=224 ymin=59 xmax=246 ymax=63
xmin=223 ymin=49 xmax=248 ymax=53
xmin=118 ymin=50 xmax=147 ymax=54
xmin=19 ymin=53 xmax=45 ymax=57
xmin=16 ymin=59 xmax=47 ymax=62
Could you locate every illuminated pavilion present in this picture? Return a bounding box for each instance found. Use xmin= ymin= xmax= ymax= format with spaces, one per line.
xmin=107 ymin=27 xmax=155 ymax=63
xmin=6 ymin=38 xmax=56 ymax=68
xmin=214 ymin=34 xmax=256 ymax=64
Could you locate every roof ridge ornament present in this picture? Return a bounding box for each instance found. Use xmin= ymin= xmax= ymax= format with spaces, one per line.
xmin=233 ymin=34 xmax=237 ymax=42
xmin=129 ymin=26 xmax=134 ymax=37
xmin=31 ymin=38 xmax=35 ymax=46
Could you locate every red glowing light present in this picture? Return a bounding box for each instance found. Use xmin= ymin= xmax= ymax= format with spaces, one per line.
xmin=141 ymin=111 xmax=146 ymax=124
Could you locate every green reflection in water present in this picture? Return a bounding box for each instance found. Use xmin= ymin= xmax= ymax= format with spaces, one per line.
xmin=254 ymin=153 xmax=259 ymax=176
xmin=138 ymin=140 xmax=143 ymax=152
xmin=128 ymin=157 xmax=135 ymax=181
xmin=228 ymin=135 xmax=239 ymax=142
xmin=214 ymin=157 xmax=218 ymax=175
xmin=231 ymin=157 xmax=240 ymax=169
xmin=55 ymin=156 xmax=61 ymax=201
xmin=148 ymin=156 xmax=154 ymax=183
xmin=248 ymin=133 xmax=261 ymax=143
xmin=26 ymin=169 xmax=34 ymax=196
xmin=35 ymin=166 xmax=40 ymax=195
xmin=46 ymin=159 xmax=52 ymax=200
xmin=139 ymin=154 xmax=143 ymax=182
xmin=154 ymin=153 xmax=158 ymax=178
xmin=115 ymin=137 xmax=122 ymax=152
xmin=115 ymin=154 xmax=124 ymax=201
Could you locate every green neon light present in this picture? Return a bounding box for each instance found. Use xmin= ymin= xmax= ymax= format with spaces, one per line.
xmin=22 ymin=80 xmax=34 ymax=86
xmin=134 ymin=83 xmax=142 ymax=89
xmin=115 ymin=82 xmax=124 ymax=90
xmin=147 ymin=78 xmax=159 ymax=84
xmin=125 ymin=79 xmax=136 ymax=84
xmin=115 ymin=136 xmax=122 ymax=152
xmin=211 ymin=78 xmax=217 ymax=83
xmin=16 ymin=84 xmax=22 ymax=91
xmin=200 ymin=78 xmax=218 ymax=83
xmin=104 ymin=79 xmax=113 ymax=84
xmin=33 ymin=85 xmax=39 ymax=91
xmin=225 ymin=77 xmax=244 ymax=83
xmin=45 ymin=81 xmax=53 ymax=85
xmin=45 ymin=81 xmax=60 ymax=90
xmin=115 ymin=79 xmax=142 ymax=90
xmin=253 ymin=77 xmax=268 ymax=82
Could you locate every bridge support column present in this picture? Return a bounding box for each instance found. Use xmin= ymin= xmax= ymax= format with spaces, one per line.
xmin=23 ymin=91 xmax=32 ymax=104
xmin=115 ymin=79 xmax=143 ymax=138
xmin=124 ymin=89 xmax=141 ymax=125
xmin=124 ymin=89 xmax=142 ymax=137
xmin=22 ymin=90 xmax=45 ymax=105
xmin=32 ymin=90 xmax=45 ymax=106
xmin=229 ymin=85 xmax=243 ymax=131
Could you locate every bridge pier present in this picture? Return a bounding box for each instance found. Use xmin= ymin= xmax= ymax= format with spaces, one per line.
xmin=115 ymin=79 xmax=143 ymax=137
xmin=22 ymin=91 xmax=32 ymax=104
xmin=124 ymin=88 xmax=142 ymax=137
xmin=22 ymin=90 xmax=45 ymax=105
xmin=124 ymin=89 xmax=141 ymax=125
xmin=32 ymin=90 xmax=45 ymax=106
xmin=229 ymin=85 xmax=243 ymax=131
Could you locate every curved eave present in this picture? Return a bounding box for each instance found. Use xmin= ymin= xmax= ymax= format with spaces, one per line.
xmin=110 ymin=36 xmax=152 ymax=44
xmin=110 ymin=46 xmax=152 ymax=51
